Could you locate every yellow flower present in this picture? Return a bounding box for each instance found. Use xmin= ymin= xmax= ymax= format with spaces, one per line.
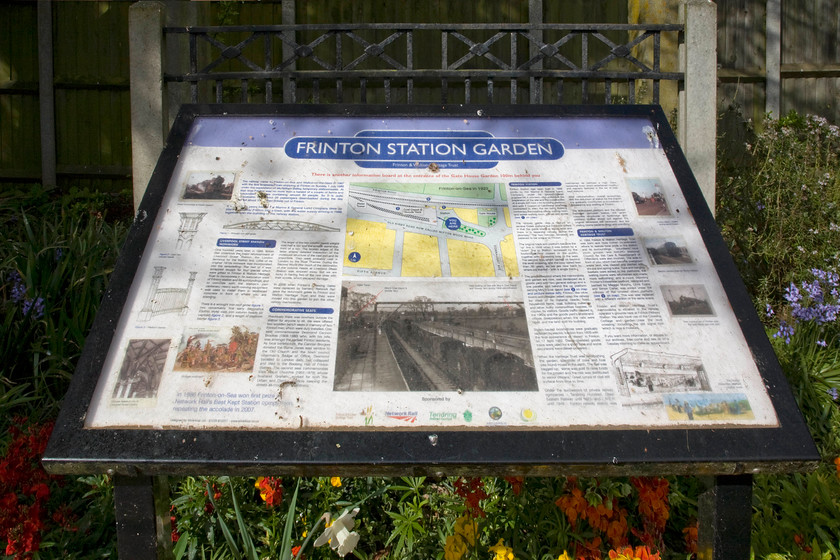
xmin=557 ymin=552 xmax=573 ymax=560
xmin=444 ymin=534 xmax=469 ymax=560
xmin=453 ymin=514 xmax=476 ymax=546
xmin=330 ymin=476 xmax=342 ymax=487
xmin=489 ymin=538 xmax=516 ymax=560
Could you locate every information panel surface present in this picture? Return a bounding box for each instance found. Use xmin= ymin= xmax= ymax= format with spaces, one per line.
xmin=44 ymin=105 xmax=817 ymax=475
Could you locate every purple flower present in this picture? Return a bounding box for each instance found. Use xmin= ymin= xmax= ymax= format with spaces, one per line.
xmin=784 ymin=282 xmax=802 ymax=304
xmin=8 ymin=271 xmax=27 ymax=303
xmin=829 ymin=388 xmax=839 ymax=401
xmin=22 ymin=296 xmax=45 ymax=319
xmin=773 ymin=320 xmax=795 ymax=344
xmin=765 ymin=303 xmax=775 ymax=318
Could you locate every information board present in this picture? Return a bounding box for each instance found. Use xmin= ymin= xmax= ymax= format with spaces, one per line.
xmin=44 ymin=105 xmax=818 ymax=476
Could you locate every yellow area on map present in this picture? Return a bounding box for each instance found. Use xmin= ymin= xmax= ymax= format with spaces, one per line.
xmin=402 ymin=233 xmax=442 ymax=277
xmin=344 ymin=218 xmax=396 ymax=270
xmin=453 ymin=208 xmax=478 ymax=224
xmin=447 ymin=239 xmax=494 ymax=277
xmin=500 ymin=234 xmax=519 ymax=277
xmin=504 ymin=207 xmax=511 ymax=227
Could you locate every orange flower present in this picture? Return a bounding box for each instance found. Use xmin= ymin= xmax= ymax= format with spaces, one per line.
xmin=607 ymin=545 xmax=661 ymax=560
xmin=255 ymin=477 xmax=283 ymax=507
xmin=682 ymin=523 xmax=698 ymax=553
xmin=555 ymin=486 xmax=587 ymax=528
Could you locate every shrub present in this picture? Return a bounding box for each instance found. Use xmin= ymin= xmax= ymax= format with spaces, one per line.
xmin=0 ymin=189 xmax=130 ymax=423
xmin=716 ymin=112 xmax=840 ymax=310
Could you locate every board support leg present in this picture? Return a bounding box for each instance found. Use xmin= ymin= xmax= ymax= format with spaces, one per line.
xmin=697 ymin=474 xmax=752 ymax=560
xmin=114 ymin=475 xmax=173 ymax=560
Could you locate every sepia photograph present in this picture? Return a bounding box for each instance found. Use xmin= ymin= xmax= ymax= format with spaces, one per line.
xmin=181 ymin=171 xmax=236 ymax=200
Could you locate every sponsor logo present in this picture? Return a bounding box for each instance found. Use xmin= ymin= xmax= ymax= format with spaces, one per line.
xmin=429 ymin=411 xmax=458 ymax=421
xmin=363 ymin=405 xmax=374 ymax=426
xmin=520 ymin=408 xmax=536 ymax=422
xmin=386 ymin=411 xmax=418 ymax=423
xmin=488 ymin=407 xmax=503 ymax=421
xmin=463 ymin=410 xmax=473 ymax=422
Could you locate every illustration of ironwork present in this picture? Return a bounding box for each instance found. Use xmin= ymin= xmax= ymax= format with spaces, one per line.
xmin=177 ymin=212 xmax=207 ymax=249
xmin=138 ymin=267 xmax=198 ymax=321
xmin=225 ymin=219 xmax=340 ymax=232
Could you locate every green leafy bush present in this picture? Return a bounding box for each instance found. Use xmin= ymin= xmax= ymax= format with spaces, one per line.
xmin=0 ymin=188 xmax=130 ymax=422
xmin=716 ymin=113 xmax=840 ymax=309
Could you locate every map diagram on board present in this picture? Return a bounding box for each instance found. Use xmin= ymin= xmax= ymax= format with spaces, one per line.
xmin=343 ymin=182 xmax=518 ymax=278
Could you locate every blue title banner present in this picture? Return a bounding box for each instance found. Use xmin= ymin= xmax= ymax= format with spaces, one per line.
xmin=284 ymin=131 xmax=563 ymax=169
xmin=216 ymin=238 xmax=276 ymax=248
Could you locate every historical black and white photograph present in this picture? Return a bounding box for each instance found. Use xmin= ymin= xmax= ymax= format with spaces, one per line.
xmin=111 ymin=339 xmax=169 ymax=400
xmin=611 ymin=348 xmax=711 ymax=399
xmin=661 ymin=284 xmax=715 ymax=316
xmin=334 ymin=280 xmax=538 ymax=392
xmin=642 ymin=237 xmax=693 ymax=265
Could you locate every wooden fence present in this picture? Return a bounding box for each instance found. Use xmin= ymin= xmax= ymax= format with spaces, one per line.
xmin=1 ymin=0 xmax=837 ymax=195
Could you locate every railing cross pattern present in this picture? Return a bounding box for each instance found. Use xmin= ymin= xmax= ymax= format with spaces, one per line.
xmin=588 ymin=31 xmax=656 ymax=72
xmin=518 ymin=31 xmax=581 ymax=71
xmin=276 ymin=31 xmax=336 ymax=71
xmin=197 ymin=32 xmax=264 ymax=74
xmin=344 ymin=30 xmax=408 ymax=71
xmin=447 ymin=31 xmax=511 ymax=70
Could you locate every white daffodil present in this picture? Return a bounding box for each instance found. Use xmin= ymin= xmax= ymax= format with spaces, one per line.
xmin=314 ymin=507 xmax=361 ymax=557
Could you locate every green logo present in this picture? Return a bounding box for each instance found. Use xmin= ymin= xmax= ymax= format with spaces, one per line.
xmin=463 ymin=410 xmax=473 ymax=422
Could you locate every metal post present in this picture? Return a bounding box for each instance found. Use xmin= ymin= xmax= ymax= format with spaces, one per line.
xmin=114 ymin=475 xmax=173 ymax=560
xmin=697 ymin=475 xmax=753 ymax=560
xmin=528 ymin=0 xmax=543 ymax=104
xmin=678 ymin=0 xmax=717 ymax=212
xmin=282 ymin=0 xmax=296 ymax=103
xmin=130 ymin=0 xmax=167 ymax=211
xmin=37 ymin=0 xmax=56 ymax=188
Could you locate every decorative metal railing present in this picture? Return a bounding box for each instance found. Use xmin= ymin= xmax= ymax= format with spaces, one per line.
xmin=163 ymin=23 xmax=683 ymax=105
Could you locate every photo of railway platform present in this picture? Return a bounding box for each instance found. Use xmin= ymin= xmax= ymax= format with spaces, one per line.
xmin=333 ymin=283 xmax=538 ymax=392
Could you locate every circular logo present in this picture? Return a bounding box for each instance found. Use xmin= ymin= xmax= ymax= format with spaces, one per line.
xmin=445 ymin=217 xmax=461 ymax=231
xmin=520 ymin=408 xmax=536 ymax=422
xmin=348 ymin=251 xmax=361 ymax=263
xmin=488 ymin=407 xmax=502 ymax=420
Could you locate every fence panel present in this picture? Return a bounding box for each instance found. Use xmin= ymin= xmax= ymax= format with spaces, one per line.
xmin=717 ymin=0 xmax=840 ymax=125
xmin=0 ymin=2 xmax=41 ymax=185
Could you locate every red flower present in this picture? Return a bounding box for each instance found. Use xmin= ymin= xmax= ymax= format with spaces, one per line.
xmin=291 ymin=545 xmax=302 ymax=557
xmin=0 ymin=419 xmax=57 ymax=557
xmin=504 ymin=476 xmax=524 ymax=496
xmin=454 ymin=477 xmax=488 ymax=518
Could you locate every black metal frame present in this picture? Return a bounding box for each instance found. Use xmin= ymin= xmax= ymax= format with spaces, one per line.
xmin=44 ymin=103 xmax=818 ymax=479
xmin=163 ymin=24 xmax=683 ymax=105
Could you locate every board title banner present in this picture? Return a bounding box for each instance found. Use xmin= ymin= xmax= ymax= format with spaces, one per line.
xmin=285 ymin=131 xmax=564 ymax=169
